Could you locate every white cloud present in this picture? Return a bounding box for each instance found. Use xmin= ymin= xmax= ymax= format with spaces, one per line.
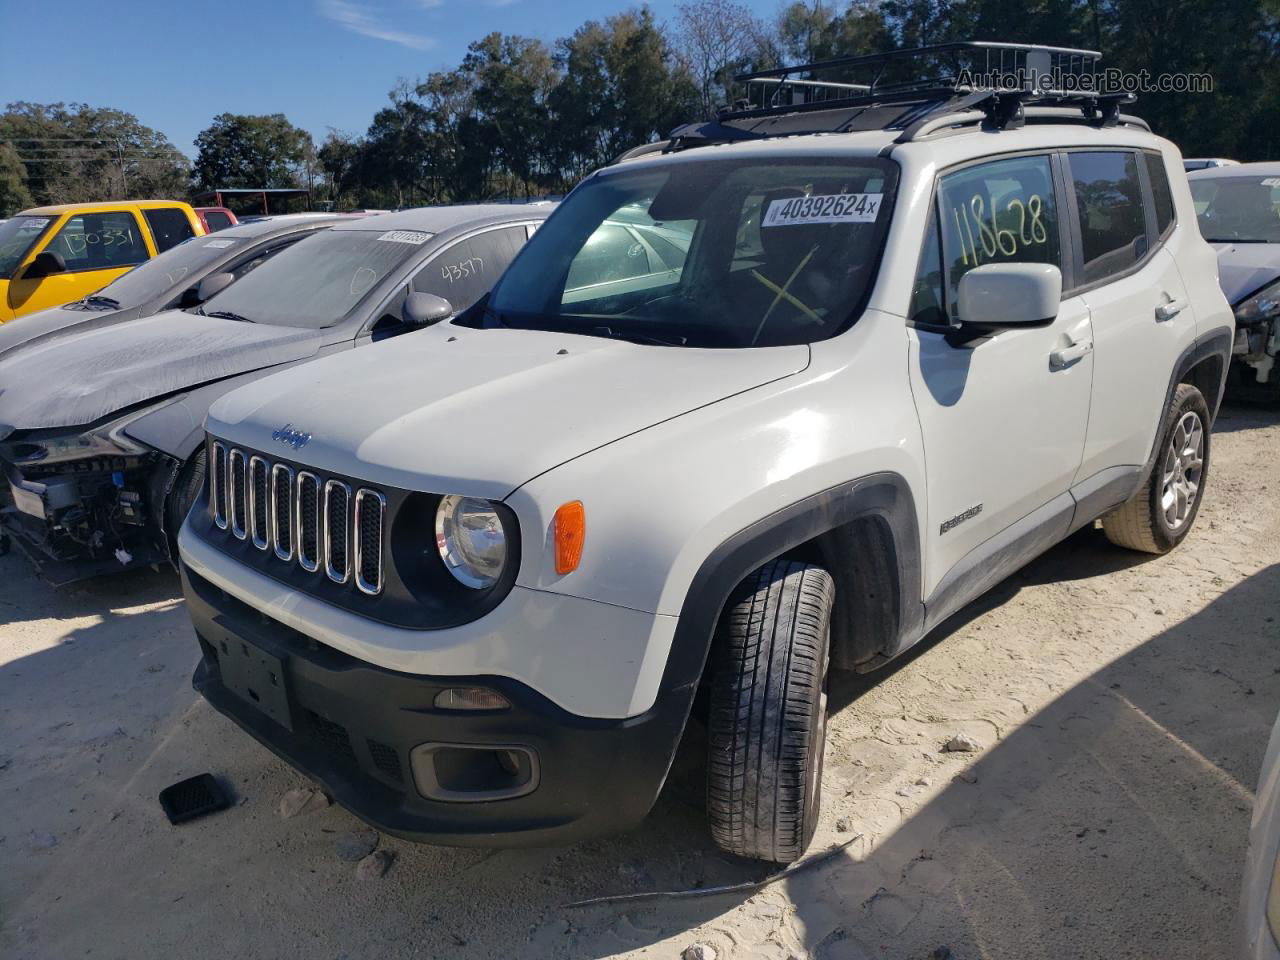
xmin=319 ymin=0 xmax=435 ymax=50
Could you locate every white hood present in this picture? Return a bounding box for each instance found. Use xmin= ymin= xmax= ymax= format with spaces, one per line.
xmin=209 ymin=325 xmax=810 ymax=499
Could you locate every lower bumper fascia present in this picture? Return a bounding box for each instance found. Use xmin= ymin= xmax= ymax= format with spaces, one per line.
xmin=182 ymin=563 xmax=694 ymax=847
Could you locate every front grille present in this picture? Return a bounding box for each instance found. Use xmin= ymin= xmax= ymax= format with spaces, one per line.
xmin=208 ymin=441 xmax=385 ymax=595
xmin=249 ymin=456 xmax=270 ymax=550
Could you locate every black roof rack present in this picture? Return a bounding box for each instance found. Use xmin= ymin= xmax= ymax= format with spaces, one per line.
xmin=651 ymin=41 xmax=1147 ymax=158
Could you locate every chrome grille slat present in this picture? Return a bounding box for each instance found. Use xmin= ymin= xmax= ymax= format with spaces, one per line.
xmin=271 ymin=464 xmax=295 ymax=561
xmin=249 ymin=456 xmax=270 ymax=550
xmin=296 ymin=472 xmax=321 ymax=573
xmin=354 ymin=488 xmax=386 ymax=596
xmin=229 ymin=449 xmax=248 ymax=540
xmin=211 ymin=442 xmax=228 ymax=530
xmin=324 ymin=479 xmax=352 ymax=583
xmin=209 ymin=440 xmax=386 ymax=592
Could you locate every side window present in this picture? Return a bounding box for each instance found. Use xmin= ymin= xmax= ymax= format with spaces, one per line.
xmin=937 ymin=154 xmax=1061 ymax=319
xmin=412 ymin=226 xmax=527 ymax=313
xmin=144 ymin=208 xmax=196 ymax=253
xmin=49 ymin=211 xmax=148 ymax=272
xmin=1067 ymin=151 xmax=1148 ymax=285
xmin=1144 ymin=152 xmax=1176 ymax=238
xmin=204 ymin=211 xmax=234 ymax=232
xmin=909 ymin=207 xmax=946 ymax=325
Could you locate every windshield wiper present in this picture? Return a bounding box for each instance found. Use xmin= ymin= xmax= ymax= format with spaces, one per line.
xmin=588 ymin=325 xmax=688 ymax=347
xmin=83 ymin=294 xmax=121 ymax=309
xmin=1205 ymin=237 xmax=1274 ymax=244
xmin=508 ymin=316 xmax=687 ymax=346
xmin=203 ymin=309 xmax=253 ymax=323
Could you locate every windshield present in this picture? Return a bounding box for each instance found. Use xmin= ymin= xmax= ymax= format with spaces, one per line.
xmin=485 ymin=156 xmax=898 ymax=348
xmin=1191 ymin=175 xmax=1280 ymax=243
xmin=84 ymin=234 xmax=249 ymax=307
xmin=199 ymin=227 xmax=433 ymax=328
xmin=0 ymin=215 xmax=57 ymax=280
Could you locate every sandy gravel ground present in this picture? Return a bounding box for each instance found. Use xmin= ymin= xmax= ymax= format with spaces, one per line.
xmin=2 ymin=404 xmax=1278 ymax=960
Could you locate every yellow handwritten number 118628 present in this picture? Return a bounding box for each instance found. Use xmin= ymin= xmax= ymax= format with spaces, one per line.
xmin=951 ymin=192 xmax=1048 ymax=266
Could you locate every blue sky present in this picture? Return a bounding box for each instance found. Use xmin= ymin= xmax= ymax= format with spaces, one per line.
xmin=0 ymin=0 xmax=781 ymax=157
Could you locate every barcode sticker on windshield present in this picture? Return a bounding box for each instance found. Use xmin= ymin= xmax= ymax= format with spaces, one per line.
xmin=763 ymin=193 xmax=883 ymax=227
xmin=1262 ymin=178 xmax=1280 ymax=187
xmin=376 ymin=230 xmax=432 ymax=245
xmin=203 ymin=239 xmax=235 ymax=248
xmin=19 ymin=217 xmax=50 ymax=228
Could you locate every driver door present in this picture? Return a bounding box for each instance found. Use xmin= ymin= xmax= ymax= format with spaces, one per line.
xmin=906 ymin=153 xmax=1093 ymax=613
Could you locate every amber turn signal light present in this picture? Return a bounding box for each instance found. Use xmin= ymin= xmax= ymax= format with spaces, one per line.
xmin=553 ymin=501 xmax=585 ymax=574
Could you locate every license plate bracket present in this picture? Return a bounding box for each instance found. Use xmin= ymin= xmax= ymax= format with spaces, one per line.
xmin=215 ymin=631 xmax=293 ymax=732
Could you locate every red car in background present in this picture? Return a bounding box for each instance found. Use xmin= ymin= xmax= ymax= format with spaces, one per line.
xmin=194 ymin=206 xmax=238 ymax=232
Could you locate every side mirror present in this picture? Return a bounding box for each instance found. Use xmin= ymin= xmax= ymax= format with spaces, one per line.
xmin=402 ymin=292 xmax=454 ymax=328
xmin=23 ymin=250 xmax=67 ymax=280
xmin=956 ymin=263 xmax=1062 ymax=328
xmin=195 ymin=272 xmax=235 ymax=303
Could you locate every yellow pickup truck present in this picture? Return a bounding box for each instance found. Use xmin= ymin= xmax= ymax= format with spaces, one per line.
xmin=0 ymin=201 xmax=205 ymax=323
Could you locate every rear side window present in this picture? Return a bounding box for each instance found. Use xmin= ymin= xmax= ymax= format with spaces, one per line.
xmin=50 ymin=211 xmax=148 ymax=271
xmin=144 ymin=208 xmax=196 ymax=253
xmin=204 ymin=211 xmax=234 ymax=232
xmin=1145 ymin=152 xmax=1176 ymax=237
xmin=412 ymin=226 xmax=528 ymax=313
xmin=937 ymin=154 xmax=1061 ymax=320
xmin=1067 ymin=152 xmax=1148 ymax=285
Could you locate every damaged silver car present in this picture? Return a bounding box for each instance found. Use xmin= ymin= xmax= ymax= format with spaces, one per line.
xmin=0 ymin=205 xmax=551 ymax=583
xmin=1190 ymin=163 xmax=1280 ymax=403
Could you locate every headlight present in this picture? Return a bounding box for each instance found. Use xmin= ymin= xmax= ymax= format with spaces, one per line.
xmin=435 ymin=495 xmax=507 ymax=589
xmin=1235 ymin=278 xmax=1280 ymax=325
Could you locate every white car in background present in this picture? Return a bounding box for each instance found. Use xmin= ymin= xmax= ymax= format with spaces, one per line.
xmin=1186 ymin=158 xmax=1241 ymax=171
xmin=1189 ymin=162 xmax=1280 ymax=403
xmin=1241 ymin=709 xmax=1280 ymax=959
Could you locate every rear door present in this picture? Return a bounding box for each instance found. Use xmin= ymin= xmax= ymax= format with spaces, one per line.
xmin=907 ymin=152 xmax=1094 ymax=602
xmin=1065 ymin=150 xmax=1194 ymax=481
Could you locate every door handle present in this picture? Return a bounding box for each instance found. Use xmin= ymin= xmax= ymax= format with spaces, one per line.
xmin=1049 ymin=339 xmax=1094 ymax=371
xmin=1155 ymin=297 xmax=1188 ymax=322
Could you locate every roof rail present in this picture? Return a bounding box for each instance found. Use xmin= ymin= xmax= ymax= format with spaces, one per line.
xmin=656 ymin=41 xmax=1143 ymax=156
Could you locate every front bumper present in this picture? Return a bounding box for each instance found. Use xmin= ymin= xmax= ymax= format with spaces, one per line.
xmin=1 ymin=454 xmax=173 ymax=584
xmin=182 ymin=563 xmax=698 ymax=846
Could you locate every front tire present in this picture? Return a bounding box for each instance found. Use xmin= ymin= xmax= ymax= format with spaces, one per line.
xmin=706 ymin=558 xmax=834 ymax=863
xmin=1102 ymin=383 xmax=1210 ymax=554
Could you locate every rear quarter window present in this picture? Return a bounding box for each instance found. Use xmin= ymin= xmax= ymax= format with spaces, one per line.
xmin=144 ymin=208 xmax=197 ymax=253
xmin=1067 ymin=151 xmax=1149 ymax=285
xmin=1144 ymin=152 xmax=1176 ymax=237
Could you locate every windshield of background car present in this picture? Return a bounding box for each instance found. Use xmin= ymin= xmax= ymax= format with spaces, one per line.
xmin=0 ymin=215 xmax=56 ymax=279
xmin=198 ymin=227 xmax=433 ymax=328
xmin=486 ymin=156 xmax=899 ymax=347
xmin=1191 ymin=175 xmax=1280 ymax=243
xmin=90 ymin=234 xmax=251 ymax=306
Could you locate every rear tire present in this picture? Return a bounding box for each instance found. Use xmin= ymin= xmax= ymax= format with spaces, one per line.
xmin=165 ymin=448 xmax=207 ymax=567
xmin=1102 ymin=383 xmax=1210 ymax=554
xmin=706 ymin=558 xmax=834 ymax=863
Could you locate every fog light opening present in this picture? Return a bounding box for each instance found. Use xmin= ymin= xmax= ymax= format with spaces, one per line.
xmin=410 ymin=742 xmax=540 ymax=802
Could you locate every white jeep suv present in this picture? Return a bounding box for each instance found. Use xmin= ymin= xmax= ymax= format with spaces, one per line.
xmin=178 ymin=44 xmax=1234 ymax=864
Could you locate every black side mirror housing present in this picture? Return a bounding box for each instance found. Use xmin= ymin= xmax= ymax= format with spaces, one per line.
xmin=402 ymin=292 xmax=454 ymax=328
xmin=24 ymin=250 xmax=67 ymax=280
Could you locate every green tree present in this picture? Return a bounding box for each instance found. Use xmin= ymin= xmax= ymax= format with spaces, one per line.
xmin=0 ymin=143 xmax=32 ymax=216
xmin=0 ymin=101 xmax=188 ymax=205
xmin=192 ymin=113 xmax=315 ymax=191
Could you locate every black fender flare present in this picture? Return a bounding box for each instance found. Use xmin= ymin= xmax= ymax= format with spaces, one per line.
xmin=1137 ymin=326 xmax=1233 ymax=491
xmin=654 ymin=471 xmax=924 ymax=719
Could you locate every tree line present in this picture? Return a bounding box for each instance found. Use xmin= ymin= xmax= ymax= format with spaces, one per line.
xmin=3 ymin=0 xmax=1279 ymax=217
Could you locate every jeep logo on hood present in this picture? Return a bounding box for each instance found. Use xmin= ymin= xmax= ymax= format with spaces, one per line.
xmin=271 ymin=424 xmax=312 ymax=450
